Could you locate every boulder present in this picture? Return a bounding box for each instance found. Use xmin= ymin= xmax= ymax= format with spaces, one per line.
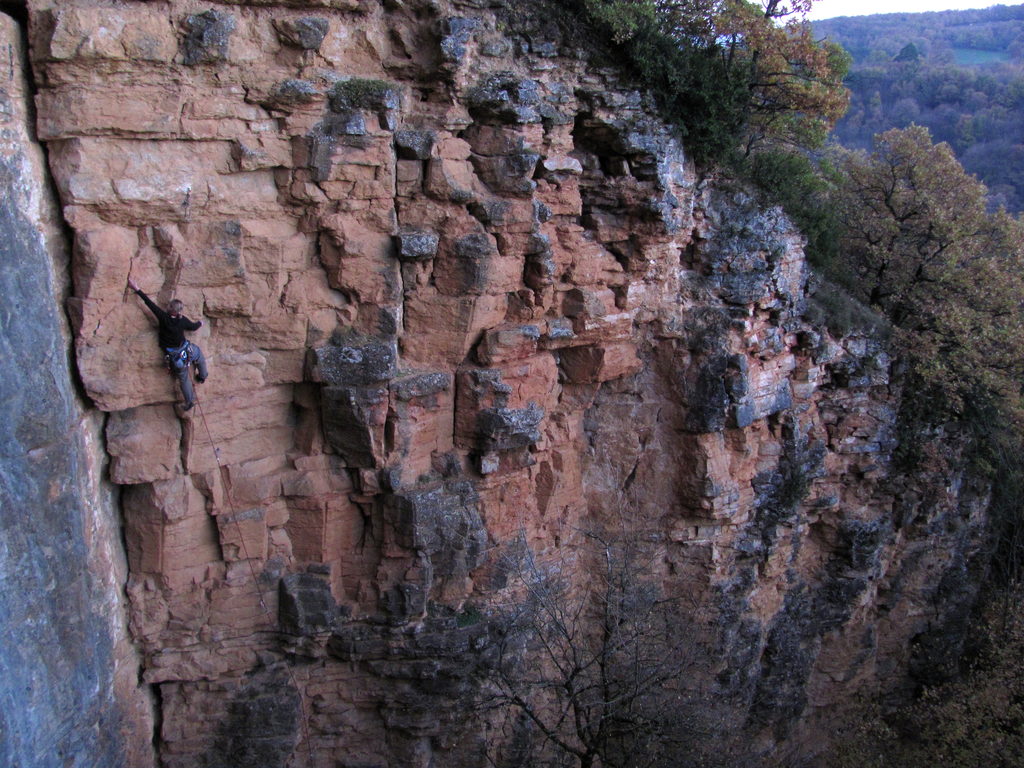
xmin=439 ymin=17 xmax=479 ymax=63
xmin=383 ymin=481 xmax=486 ymax=578
xmin=313 ymin=337 xmax=398 ymax=387
xmin=394 ymin=228 xmax=439 ymax=262
xmin=394 ymin=130 xmax=436 ymax=160
xmin=321 ymin=385 xmax=389 ymax=467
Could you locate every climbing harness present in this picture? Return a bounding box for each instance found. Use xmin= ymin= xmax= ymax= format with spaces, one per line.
xmin=193 ymin=393 xmax=315 ymax=761
xmin=164 ymin=340 xmax=198 ymax=372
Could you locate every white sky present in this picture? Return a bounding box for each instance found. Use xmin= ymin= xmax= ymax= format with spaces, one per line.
xmin=807 ymin=0 xmax=1010 ymax=20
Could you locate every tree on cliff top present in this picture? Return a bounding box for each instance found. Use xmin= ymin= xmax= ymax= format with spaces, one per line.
xmin=832 ymin=125 xmax=1024 ymax=426
xmin=575 ymin=0 xmax=850 ymax=161
xmin=711 ymin=0 xmax=850 ymax=153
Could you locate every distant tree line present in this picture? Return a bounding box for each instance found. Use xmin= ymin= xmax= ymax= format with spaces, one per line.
xmin=814 ymin=5 xmax=1024 ymax=64
xmin=816 ymin=6 xmax=1024 ymax=210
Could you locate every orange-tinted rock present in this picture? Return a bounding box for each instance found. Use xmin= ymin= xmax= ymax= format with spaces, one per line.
xmin=107 ymin=405 xmax=183 ymax=484
xmin=216 ymin=507 xmax=269 ymax=562
xmin=26 ymin=2 xmax=987 ymax=765
xmin=49 ymin=138 xmax=279 ymax=220
xmin=432 ymin=231 xmax=497 ymax=296
xmin=34 ymin=6 xmax=178 ymax=63
xmin=123 ymin=477 xmax=219 ymax=576
xmin=182 ymin=387 xmax=296 ymax=473
xmin=476 ymin=324 xmax=541 ymax=364
xmin=72 ymin=225 xmax=139 ymax=298
xmin=558 ymin=342 xmax=641 ymax=383
xmin=424 ymin=158 xmax=479 ymax=202
xmin=286 ymin=494 xmax=364 ymax=563
xmin=387 ymin=372 xmax=456 ymax=486
xmin=402 ymin=292 xmax=508 ymax=366
xmin=319 ymin=217 xmax=400 ymax=306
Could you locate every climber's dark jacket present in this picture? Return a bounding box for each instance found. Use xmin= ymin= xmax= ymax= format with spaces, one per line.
xmin=135 ymin=289 xmax=202 ymax=349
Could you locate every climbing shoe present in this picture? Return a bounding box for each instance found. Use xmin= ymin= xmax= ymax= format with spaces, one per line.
xmin=195 ymin=376 xmax=206 ymax=384
xmin=183 ymin=402 xmax=195 ymax=411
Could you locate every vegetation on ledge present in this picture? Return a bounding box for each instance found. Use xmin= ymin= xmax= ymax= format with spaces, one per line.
xmin=542 ymin=0 xmax=849 ymax=165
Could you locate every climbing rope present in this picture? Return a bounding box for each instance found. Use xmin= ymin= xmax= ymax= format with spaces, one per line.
xmin=192 ymin=387 xmax=316 ymax=764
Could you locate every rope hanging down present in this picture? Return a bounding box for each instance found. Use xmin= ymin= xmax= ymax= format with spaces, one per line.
xmin=193 ymin=392 xmax=316 ymax=764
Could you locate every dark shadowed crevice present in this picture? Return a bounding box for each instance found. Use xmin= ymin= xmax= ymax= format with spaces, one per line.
xmin=0 ymin=2 xmax=28 ymax=28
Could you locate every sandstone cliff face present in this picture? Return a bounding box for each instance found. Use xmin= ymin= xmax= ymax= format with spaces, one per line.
xmin=15 ymin=0 xmax=990 ymax=765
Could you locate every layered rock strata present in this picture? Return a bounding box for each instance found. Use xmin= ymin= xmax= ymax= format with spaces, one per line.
xmin=17 ymin=0 xmax=990 ymax=765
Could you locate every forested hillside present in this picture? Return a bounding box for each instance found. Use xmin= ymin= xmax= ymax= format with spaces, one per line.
xmin=816 ymin=5 xmax=1024 ymax=210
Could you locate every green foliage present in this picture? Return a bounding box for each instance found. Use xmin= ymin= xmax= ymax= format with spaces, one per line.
xmin=828 ymin=587 xmax=1024 ymax=768
xmin=817 ymin=6 xmax=1024 ymax=211
xmin=832 ymin=126 xmax=1024 ymax=427
xmin=629 ymin=29 xmax=753 ymax=165
xmin=835 ymin=126 xmax=988 ymax=317
xmin=553 ymin=0 xmax=848 ymax=165
xmin=456 ymin=605 xmax=484 ymax=627
xmin=812 ymin=126 xmax=1024 ymax=594
xmin=775 ymin=463 xmax=812 ymax=511
xmin=744 ymin=148 xmax=841 ymax=268
xmin=738 ymin=91 xmax=1024 ymax=768
xmin=563 ymin=0 xmax=751 ymax=165
xmin=968 ymin=423 xmax=1024 ymax=586
xmin=579 ymin=0 xmax=657 ymax=42
xmin=893 ymin=42 xmax=921 ymax=62
xmin=803 ymin=277 xmax=888 ymax=339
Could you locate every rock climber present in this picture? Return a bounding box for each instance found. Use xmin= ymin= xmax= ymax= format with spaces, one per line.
xmin=127 ymin=278 xmax=208 ymax=412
